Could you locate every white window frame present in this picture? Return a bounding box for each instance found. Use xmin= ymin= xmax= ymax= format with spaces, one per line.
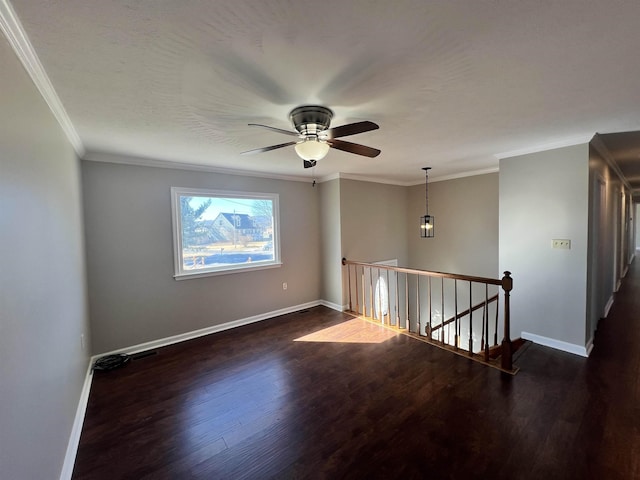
xmin=171 ymin=187 xmax=281 ymax=280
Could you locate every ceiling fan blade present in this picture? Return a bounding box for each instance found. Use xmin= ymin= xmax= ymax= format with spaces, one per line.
xmin=328 ymin=139 xmax=381 ymax=158
xmin=240 ymin=141 xmax=297 ymax=155
xmin=248 ymin=123 xmax=300 ymax=136
xmin=303 ymin=160 xmax=317 ymax=169
xmin=325 ymin=121 xmax=379 ymax=139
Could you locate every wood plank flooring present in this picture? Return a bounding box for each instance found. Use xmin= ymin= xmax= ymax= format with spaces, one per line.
xmin=73 ymin=259 xmax=640 ymax=479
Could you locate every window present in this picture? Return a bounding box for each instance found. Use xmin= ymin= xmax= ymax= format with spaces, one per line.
xmin=171 ymin=187 xmax=281 ymax=279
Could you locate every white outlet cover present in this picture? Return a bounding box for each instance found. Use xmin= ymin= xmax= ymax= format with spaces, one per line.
xmin=552 ymin=239 xmax=571 ymax=249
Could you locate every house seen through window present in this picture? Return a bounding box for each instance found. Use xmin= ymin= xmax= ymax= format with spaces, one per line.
xmin=171 ymin=187 xmax=280 ymax=278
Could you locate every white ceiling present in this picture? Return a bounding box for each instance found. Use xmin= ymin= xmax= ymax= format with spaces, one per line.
xmin=6 ymin=0 xmax=640 ymax=184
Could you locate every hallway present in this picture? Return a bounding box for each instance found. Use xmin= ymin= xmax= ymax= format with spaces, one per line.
xmin=504 ymin=255 xmax=640 ymax=479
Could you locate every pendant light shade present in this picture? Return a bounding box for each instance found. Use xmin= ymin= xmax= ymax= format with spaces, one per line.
xmin=420 ymin=214 xmax=434 ymax=237
xmin=420 ymin=167 xmax=434 ymax=238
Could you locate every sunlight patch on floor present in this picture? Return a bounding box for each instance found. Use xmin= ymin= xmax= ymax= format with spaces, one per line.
xmin=294 ymin=318 xmax=398 ymax=344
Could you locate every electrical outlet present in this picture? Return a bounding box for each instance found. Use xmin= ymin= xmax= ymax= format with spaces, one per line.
xmin=80 ymin=334 xmax=86 ymax=351
xmin=552 ymin=239 xmax=571 ymax=249
xmin=283 ymin=282 xmax=288 ymax=290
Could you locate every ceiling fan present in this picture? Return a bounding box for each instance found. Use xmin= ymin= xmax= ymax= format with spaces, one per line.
xmin=241 ymin=105 xmax=381 ymax=168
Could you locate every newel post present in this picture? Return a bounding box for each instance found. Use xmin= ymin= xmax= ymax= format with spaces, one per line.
xmin=500 ymin=271 xmax=513 ymax=371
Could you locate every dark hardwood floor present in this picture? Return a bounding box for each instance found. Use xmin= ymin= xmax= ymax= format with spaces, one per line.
xmin=73 ymin=259 xmax=640 ymax=480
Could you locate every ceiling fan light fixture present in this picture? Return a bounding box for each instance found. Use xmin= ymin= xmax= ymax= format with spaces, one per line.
xmin=241 ymin=105 xmax=380 ymax=164
xmin=295 ymin=138 xmax=330 ymax=161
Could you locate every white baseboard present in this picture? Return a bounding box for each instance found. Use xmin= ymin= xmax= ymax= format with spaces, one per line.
xmin=59 ymin=361 xmax=94 ymax=480
xmin=95 ymin=300 xmax=329 ymax=357
xmin=521 ymin=331 xmax=591 ymax=357
xmin=62 ymin=299 xmax=341 ymax=478
xmin=585 ymin=336 xmax=594 ymax=356
xmin=319 ymin=299 xmax=348 ymax=312
xmin=603 ymin=295 xmax=614 ymax=318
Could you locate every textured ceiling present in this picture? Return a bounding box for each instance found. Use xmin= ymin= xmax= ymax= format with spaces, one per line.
xmin=8 ymin=0 xmax=640 ymax=184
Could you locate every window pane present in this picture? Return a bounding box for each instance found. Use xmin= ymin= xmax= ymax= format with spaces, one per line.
xmin=172 ymin=188 xmax=280 ymax=277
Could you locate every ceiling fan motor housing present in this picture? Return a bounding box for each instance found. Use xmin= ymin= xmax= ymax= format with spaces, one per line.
xmin=290 ymin=105 xmax=333 ymax=134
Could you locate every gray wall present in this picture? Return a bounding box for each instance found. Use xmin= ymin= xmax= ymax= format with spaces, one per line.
xmin=636 ymin=203 xmax=640 ymax=251
xmin=587 ymin=144 xmax=624 ymax=342
xmin=317 ymin=178 xmax=409 ymax=309
xmin=82 ymin=160 xmax=322 ymax=354
xmin=319 ymin=179 xmax=343 ymax=307
xmin=408 ymin=173 xmax=499 ymax=278
xmin=500 ymin=144 xmax=589 ymax=348
xmin=0 ymin=37 xmax=90 ymax=479
xmin=339 ymin=179 xmax=409 ymax=265
xmin=339 ymin=178 xmax=408 ymax=307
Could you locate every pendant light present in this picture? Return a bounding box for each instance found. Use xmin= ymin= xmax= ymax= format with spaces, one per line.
xmin=420 ymin=167 xmax=434 ymax=238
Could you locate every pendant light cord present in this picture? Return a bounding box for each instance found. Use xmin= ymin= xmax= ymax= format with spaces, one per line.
xmin=423 ymin=167 xmax=431 ymax=215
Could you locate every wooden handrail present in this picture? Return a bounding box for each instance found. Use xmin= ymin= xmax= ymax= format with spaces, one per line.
xmin=342 ymin=258 xmax=503 ymax=286
xmin=341 ymin=258 xmax=515 ymax=373
xmin=431 ymin=294 xmax=498 ymax=331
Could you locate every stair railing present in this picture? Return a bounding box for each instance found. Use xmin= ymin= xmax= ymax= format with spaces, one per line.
xmin=341 ymin=258 xmax=515 ymax=373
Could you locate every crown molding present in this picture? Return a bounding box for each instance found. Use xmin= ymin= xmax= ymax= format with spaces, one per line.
xmin=83 ymin=151 xmax=315 ymax=183
xmin=328 ymin=172 xmax=413 ymax=186
xmin=494 ymin=134 xmax=593 ymax=160
xmin=317 ymin=172 xmax=341 ymax=183
xmin=321 ymin=168 xmax=500 ymax=187
xmin=0 ymin=0 xmax=84 ymax=156
xmin=84 ymin=152 xmax=500 ymax=187
xmin=404 ymin=167 xmax=500 ymax=186
xmin=84 ymin=152 xmax=428 ymax=186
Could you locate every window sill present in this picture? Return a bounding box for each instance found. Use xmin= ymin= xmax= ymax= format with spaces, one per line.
xmin=174 ymin=261 xmax=283 ymax=280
